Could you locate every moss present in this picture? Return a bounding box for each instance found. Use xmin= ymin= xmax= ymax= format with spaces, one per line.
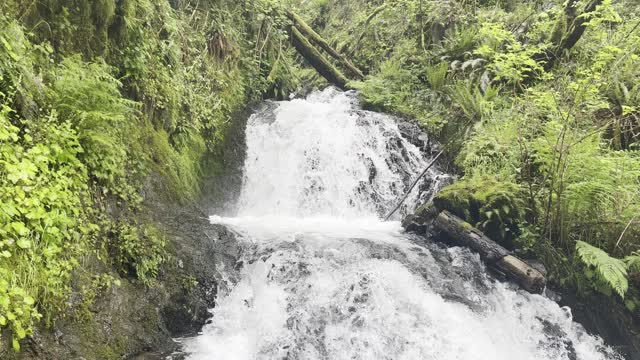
xmin=434 ymin=175 xmax=526 ymax=249
xmin=462 ymin=221 xmax=475 ymax=231
xmin=147 ymin=126 xmax=206 ymax=203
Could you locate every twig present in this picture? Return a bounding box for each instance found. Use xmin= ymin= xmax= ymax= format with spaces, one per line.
xmin=383 ymin=149 xmax=444 ymax=221
xmin=615 ymin=216 xmax=637 ymax=250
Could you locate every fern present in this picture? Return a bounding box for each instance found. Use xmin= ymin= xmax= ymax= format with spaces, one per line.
xmin=576 ymin=241 xmax=629 ymax=298
xmin=425 ymin=62 xmax=449 ymax=92
xmin=625 ymin=253 xmax=640 ymax=274
xmin=448 ymin=80 xmax=490 ymax=121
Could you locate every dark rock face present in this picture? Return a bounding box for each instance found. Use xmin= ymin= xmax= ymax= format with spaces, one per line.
xmin=557 ymin=290 xmax=640 ymax=360
xmin=199 ymin=105 xmax=253 ymax=216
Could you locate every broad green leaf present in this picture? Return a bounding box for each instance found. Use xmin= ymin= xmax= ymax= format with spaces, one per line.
xmin=16 ymin=238 xmax=31 ymax=249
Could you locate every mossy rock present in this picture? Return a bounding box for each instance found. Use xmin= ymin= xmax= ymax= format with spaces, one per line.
xmin=433 ymin=176 xmax=526 ymax=249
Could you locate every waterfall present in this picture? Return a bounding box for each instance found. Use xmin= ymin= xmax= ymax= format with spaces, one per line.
xmin=182 ymin=88 xmax=622 ymax=360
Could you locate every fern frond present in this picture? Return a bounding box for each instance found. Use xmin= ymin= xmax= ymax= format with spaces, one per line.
xmin=576 ymin=241 xmax=629 ymax=298
xmin=625 ymin=253 xmax=640 ymax=274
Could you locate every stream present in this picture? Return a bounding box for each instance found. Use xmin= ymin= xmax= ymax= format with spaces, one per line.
xmin=182 ymin=88 xmax=622 ymax=360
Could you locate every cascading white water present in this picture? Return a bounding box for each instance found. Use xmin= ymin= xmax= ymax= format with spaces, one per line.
xmin=183 ymin=88 xmax=622 ymax=360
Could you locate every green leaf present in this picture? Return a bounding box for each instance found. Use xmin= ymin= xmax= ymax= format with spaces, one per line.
xmin=625 ymin=299 xmax=638 ymax=312
xmin=16 ymin=238 xmax=31 ymax=249
xmin=625 ymin=253 xmax=640 ymax=274
xmin=16 ymin=325 xmax=26 ymax=339
xmin=12 ymin=338 xmax=20 ymax=351
xmin=0 ymin=36 xmax=19 ymax=61
xmin=10 ymin=222 xmax=29 ymax=236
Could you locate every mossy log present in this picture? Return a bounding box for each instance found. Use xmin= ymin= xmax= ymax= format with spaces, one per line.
xmin=290 ymin=26 xmax=350 ymax=90
xmin=287 ymin=11 xmax=365 ymax=80
xmin=433 ymin=210 xmax=546 ymax=294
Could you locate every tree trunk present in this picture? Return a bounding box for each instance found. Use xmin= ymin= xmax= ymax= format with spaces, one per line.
xmin=537 ymin=0 xmax=603 ymax=70
xmin=288 ymin=11 xmax=365 ymax=79
xmin=290 ymin=26 xmax=350 ymax=90
xmin=433 ymin=210 xmax=546 ymax=294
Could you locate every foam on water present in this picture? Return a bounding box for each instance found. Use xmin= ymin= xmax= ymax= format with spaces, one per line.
xmin=183 ymin=88 xmax=621 ymax=360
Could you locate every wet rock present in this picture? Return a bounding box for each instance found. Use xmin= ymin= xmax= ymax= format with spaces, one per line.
xmin=537 ymin=317 xmax=577 ymax=360
xmin=395 ymin=120 xmax=430 ymax=151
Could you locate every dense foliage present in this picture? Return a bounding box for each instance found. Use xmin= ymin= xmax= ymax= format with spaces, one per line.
xmin=0 ymin=0 xmax=299 ymax=351
xmin=293 ymin=0 xmax=640 ymax=311
xmin=2 ymin=0 xmax=640 ymax=353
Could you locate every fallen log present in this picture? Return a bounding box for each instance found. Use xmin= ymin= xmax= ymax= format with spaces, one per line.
xmin=433 ymin=210 xmax=509 ymax=263
xmin=290 ymin=26 xmax=350 ymax=90
xmin=287 ymin=11 xmax=365 ymax=80
xmin=433 ymin=210 xmax=546 ymax=294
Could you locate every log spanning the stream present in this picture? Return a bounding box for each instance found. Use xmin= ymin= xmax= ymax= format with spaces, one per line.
xmin=433 ymin=210 xmax=546 ymax=294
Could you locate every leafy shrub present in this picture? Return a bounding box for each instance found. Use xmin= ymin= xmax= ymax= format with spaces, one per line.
xmin=448 ymin=80 xmax=495 ymax=122
xmin=425 ymin=62 xmax=449 ymax=92
xmin=0 ymin=106 xmax=90 ymax=350
xmin=111 ymin=223 xmax=166 ymax=285
xmin=576 ymin=241 xmax=629 ymax=298
xmin=473 ymin=22 xmax=549 ymax=88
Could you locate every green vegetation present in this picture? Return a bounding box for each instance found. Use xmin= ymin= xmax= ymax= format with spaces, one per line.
xmin=292 ymin=0 xmax=640 ymax=312
xmin=2 ymin=0 xmax=640 ymax=354
xmin=0 ymin=0 xmax=300 ymax=352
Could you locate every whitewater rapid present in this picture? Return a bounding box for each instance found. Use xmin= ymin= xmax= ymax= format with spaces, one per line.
xmin=183 ymin=88 xmax=621 ymax=360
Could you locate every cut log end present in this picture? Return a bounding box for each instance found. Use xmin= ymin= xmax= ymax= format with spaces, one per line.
xmin=498 ymin=255 xmax=546 ymax=294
